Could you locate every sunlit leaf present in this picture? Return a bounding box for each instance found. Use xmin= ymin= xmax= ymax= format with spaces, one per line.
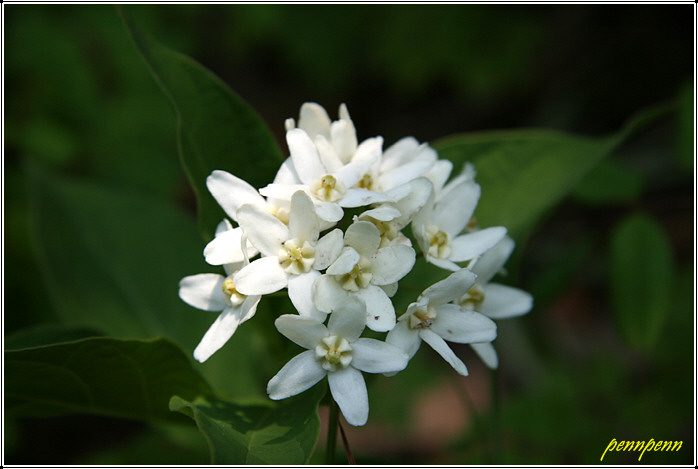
xmin=170 ymin=383 xmax=324 ymax=464
xmin=5 ymin=337 xmax=212 ymax=422
xmin=434 ymin=105 xmax=672 ymax=240
xmin=609 ymin=213 xmax=674 ymax=350
xmin=119 ymin=7 xmax=284 ymax=239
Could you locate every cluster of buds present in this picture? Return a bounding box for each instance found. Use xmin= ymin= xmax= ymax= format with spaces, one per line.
xmin=179 ymin=103 xmax=533 ymax=426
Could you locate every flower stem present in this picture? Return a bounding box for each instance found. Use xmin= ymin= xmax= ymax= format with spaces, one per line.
xmin=326 ymin=399 xmax=339 ymax=464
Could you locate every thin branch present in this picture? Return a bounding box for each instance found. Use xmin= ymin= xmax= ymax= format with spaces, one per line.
xmin=338 ymin=419 xmax=357 ymax=464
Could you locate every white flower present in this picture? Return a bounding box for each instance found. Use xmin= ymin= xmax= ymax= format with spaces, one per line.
xmin=267 ymin=296 xmax=408 ymax=426
xmin=260 ymin=128 xmax=391 ymax=224
xmin=207 ymin=168 xmax=291 ymax=226
xmin=233 ymin=190 xmax=342 ymax=320
xmin=455 ymin=236 xmax=533 ymax=369
xmin=386 ymin=268 xmax=497 ymax=376
xmin=285 ymin=102 xmax=358 ymax=166
xmin=313 ymin=221 xmax=416 ymax=332
xmin=413 ymin=178 xmax=507 ymax=271
xmin=179 ymin=222 xmax=261 ymax=362
xmin=201 ymin=218 xmax=258 ymax=266
xmin=356 ymin=177 xmax=433 ymax=248
xmin=353 ymin=137 xmax=437 ymax=195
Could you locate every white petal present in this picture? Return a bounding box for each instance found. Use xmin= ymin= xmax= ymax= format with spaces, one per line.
xmin=330 ymin=119 xmax=358 ymax=164
xmin=236 ymin=204 xmax=289 ymax=257
xmin=385 ymin=319 xmax=421 ymax=359
xmin=315 ymin=135 xmax=344 ymax=173
xmin=423 ymin=159 xmax=453 ymax=194
xmin=314 ymin=200 xmax=344 ymax=223
xmin=479 ymin=284 xmax=533 ymax=319
xmin=344 ymin=221 xmax=380 ymax=257
xmin=420 ymin=268 xmax=477 ymax=306
xmin=419 ymin=329 xmax=469 ymax=376
xmin=339 ymin=188 xmax=391 ymax=208
xmin=359 ymin=205 xmax=402 ymax=222
xmin=274 ymin=314 xmax=328 ymax=349
xmin=179 ymin=274 xmax=226 ymax=311
xmin=381 ymin=137 xmax=420 ymax=172
xmin=336 ymin=137 xmax=383 ymax=187
xmin=449 ymin=227 xmax=508 ymax=262
xmin=273 ymin=157 xmax=301 ymax=185
xmin=430 ymin=305 xmax=497 ymax=344
xmin=328 ymin=367 xmax=368 ymax=426
xmin=288 ymin=271 xmax=326 ymax=320
xmin=267 ymin=350 xmax=327 ymax=400
xmin=371 ymin=245 xmax=415 ymax=285
xmin=433 ymin=180 xmax=480 ymax=236
xmin=313 ymin=228 xmax=344 ymax=270
xmin=351 ymin=338 xmax=409 ymax=374
xmin=411 ymin=189 xmax=434 ymax=248
xmin=472 ymin=236 xmax=515 ymax=285
xmin=327 ymin=296 xmax=366 ymax=342
xmin=470 ymin=342 xmax=499 ymax=369
xmin=215 ymin=218 xmax=234 ymax=236
xmin=379 ymin=282 xmax=398 ymax=297
xmin=426 ymin=255 xmax=462 ymax=272
xmin=392 ymin=178 xmax=433 ymax=228
xmin=203 ymin=227 xmax=246 ymax=265
xmin=206 ymin=170 xmax=265 ymax=221
xmin=312 ymin=274 xmax=349 ymax=313
xmin=289 ymin=190 xmax=319 ymax=243
xmin=297 ymin=102 xmax=331 ymax=139
xmin=326 ymin=247 xmax=360 ymax=275
xmin=287 ymin=128 xmax=326 ymax=185
xmin=234 ymin=257 xmax=288 ymax=295
xmin=193 ymin=297 xmax=259 ymax=362
xmin=259 ymin=183 xmax=309 ymax=201
xmin=356 ymin=285 xmax=396 ymax=332
xmin=378 ymin=159 xmax=434 ymax=192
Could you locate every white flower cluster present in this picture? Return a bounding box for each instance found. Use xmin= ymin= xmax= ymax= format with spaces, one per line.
xmin=179 ymin=103 xmax=533 ymax=426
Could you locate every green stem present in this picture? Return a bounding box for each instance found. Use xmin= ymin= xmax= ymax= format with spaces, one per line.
xmin=326 ymin=399 xmax=339 ymax=464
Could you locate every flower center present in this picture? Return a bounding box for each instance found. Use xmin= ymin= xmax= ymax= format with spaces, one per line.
xmin=267 ymin=205 xmax=290 ymax=225
xmin=357 ymin=173 xmax=375 ymax=191
xmin=458 ymin=283 xmax=485 ymax=310
xmin=426 ymin=225 xmax=451 ymax=258
xmin=312 ymin=174 xmax=345 ymax=202
xmin=408 ymin=305 xmax=437 ymax=329
xmin=316 ymin=335 xmax=353 ymax=371
xmin=279 ymin=239 xmax=315 ymax=275
xmin=365 ymin=217 xmax=400 ymax=247
xmin=336 ymin=258 xmax=373 ymax=291
xmin=222 ymin=276 xmax=246 ymax=306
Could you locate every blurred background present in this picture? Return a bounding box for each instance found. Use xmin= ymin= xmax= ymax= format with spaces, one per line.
xmin=4 ymin=4 xmax=694 ymax=465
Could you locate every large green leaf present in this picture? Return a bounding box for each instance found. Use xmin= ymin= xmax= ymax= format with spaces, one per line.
xmin=119 ymin=7 xmax=284 ymax=240
xmin=609 ymin=213 xmax=674 ymax=350
xmin=433 ymin=105 xmax=671 ymax=240
xmin=170 ymin=383 xmax=325 ymax=464
xmin=28 ymin=167 xmax=275 ymax=400
xmin=5 ymin=337 xmax=212 ymax=422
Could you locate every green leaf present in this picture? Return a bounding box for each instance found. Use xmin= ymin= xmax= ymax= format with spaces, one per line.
xmin=170 ymin=384 xmax=324 ymax=464
xmin=4 ymin=324 xmax=103 ymax=351
xmin=609 ymin=213 xmax=674 ymax=350
xmin=571 ymin=158 xmax=644 ymax=205
xmin=119 ymin=7 xmax=284 ymax=239
xmin=5 ymin=337 xmax=212 ymax=422
xmin=28 ymin=167 xmax=276 ymax=400
xmin=433 ymin=105 xmax=672 ymax=240
xmin=29 ymin=166 xmax=206 ymax=344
